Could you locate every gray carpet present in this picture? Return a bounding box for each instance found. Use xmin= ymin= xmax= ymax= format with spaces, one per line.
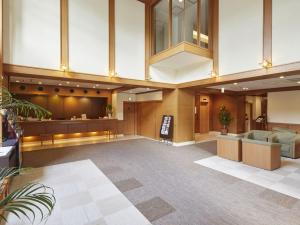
xmin=23 ymin=139 xmax=300 ymax=225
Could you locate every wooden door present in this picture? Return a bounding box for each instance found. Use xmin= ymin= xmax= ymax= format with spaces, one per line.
xmin=123 ymin=102 xmax=137 ymax=135
xmin=199 ymin=101 xmax=210 ymax=133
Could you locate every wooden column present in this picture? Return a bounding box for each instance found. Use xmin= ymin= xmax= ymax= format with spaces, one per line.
xmin=212 ymin=0 xmax=219 ymax=75
xmin=60 ymin=0 xmax=69 ymax=69
xmin=263 ymin=0 xmax=272 ymax=63
xmin=109 ymin=0 xmax=115 ymax=76
xmin=145 ymin=1 xmax=151 ymax=80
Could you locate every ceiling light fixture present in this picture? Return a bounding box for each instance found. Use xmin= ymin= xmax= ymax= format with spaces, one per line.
xmin=66 ymin=81 xmax=70 ymax=84
xmin=59 ymin=83 xmax=62 ymax=86
xmin=279 ymin=76 xmax=285 ymax=79
xmin=38 ymin=81 xmax=42 ymax=85
xmin=16 ymin=80 xmax=20 ymax=83
xmin=211 ymin=71 xmax=218 ymax=78
xmin=221 ymin=87 xmax=225 ymax=93
xmin=297 ymin=81 xmax=300 ymax=84
xmin=76 ymin=85 xmax=80 ymax=87
xmin=243 ymin=87 xmax=249 ymax=91
xmin=233 ymin=83 xmax=238 ymax=85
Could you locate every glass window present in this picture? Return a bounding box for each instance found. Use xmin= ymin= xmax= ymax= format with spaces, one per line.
xmin=200 ymin=0 xmax=209 ymax=48
xmin=172 ymin=0 xmax=184 ymax=45
xmin=184 ymin=0 xmax=198 ymax=44
xmin=153 ymin=0 xmax=169 ymax=54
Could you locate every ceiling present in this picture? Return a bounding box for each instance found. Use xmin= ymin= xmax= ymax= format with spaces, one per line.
xmin=123 ymin=87 xmax=158 ymax=94
xmin=151 ymin=51 xmax=211 ymax=70
xmin=209 ymin=74 xmax=300 ymax=92
xmin=10 ymin=76 xmax=122 ymax=90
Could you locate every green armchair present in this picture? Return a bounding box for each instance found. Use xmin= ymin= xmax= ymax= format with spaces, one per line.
xmin=269 ymin=132 xmax=300 ymax=159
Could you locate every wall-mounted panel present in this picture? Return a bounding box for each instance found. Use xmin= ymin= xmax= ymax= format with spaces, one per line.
xmin=115 ymin=0 xmax=145 ymax=80
xmin=219 ymin=0 xmax=263 ymax=75
xmin=272 ymin=0 xmax=300 ymax=65
xmin=268 ymin=91 xmax=300 ymax=124
xmin=69 ymin=0 xmax=109 ymax=75
xmin=3 ymin=0 xmax=60 ymax=69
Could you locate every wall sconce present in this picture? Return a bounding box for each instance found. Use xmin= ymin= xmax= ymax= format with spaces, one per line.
xmin=261 ymin=59 xmax=272 ymax=69
xmin=146 ymin=76 xmax=152 ymax=81
xmin=211 ymin=71 xmax=218 ymax=78
xmin=60 ymin=64 xmax=68 ymax=72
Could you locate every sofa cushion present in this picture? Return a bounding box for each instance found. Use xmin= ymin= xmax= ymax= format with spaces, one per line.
xmin=273 ymin=132 xmax=296 ymax=144
xmin=251 ymin=130 xmax=272 ymax=142
xmin=272 ymin=127 xmax=297 ymax=134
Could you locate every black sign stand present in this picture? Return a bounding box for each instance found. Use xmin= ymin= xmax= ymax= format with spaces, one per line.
xmin=159 ymin=115 xmax=174 ymax=144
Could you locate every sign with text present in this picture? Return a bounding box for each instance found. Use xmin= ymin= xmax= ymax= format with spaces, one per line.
xmin=160 ymin=115 xmax=174 ymax=140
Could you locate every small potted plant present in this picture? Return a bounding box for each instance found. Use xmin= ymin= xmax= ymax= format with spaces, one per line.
xmin=218 ymin=105 xmax=233 ymax=135
xmin=106 ymin=104 xmax=113 ymax=119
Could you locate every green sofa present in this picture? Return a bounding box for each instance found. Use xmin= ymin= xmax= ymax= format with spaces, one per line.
xmin=244 ymin=130 xmax=273 ymax=142
xmin=270 ymin=128 xmax=300 ymax=159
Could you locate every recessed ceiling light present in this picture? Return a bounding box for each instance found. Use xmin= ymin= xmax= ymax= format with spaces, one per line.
xmin=243 ymin=87 xmax=249 ymax=90
xmin=280 ymin=76 xmax=285 ymax=79
xmin=76 ymin=85 xmax=80 ymax=87
xmin=16 ymin=80 xmax=20 ymax=83
xmin=107 ymin=88 xmax=110 ymax=90
xmin=66 ymin=81 xmax=70 ymax=84
xmin=297 ymin=81 xmax=300 ymax=84
xmin=233 ymin=83 xmax=238 ymax=85
xmin=58 ymin=83 xmax=62 ymax=86
xmin=96 ymin=84 xmax=99 ymax=87
xmin=38 ymin=81 xmax=42 ymax=85
xmin=146 ymin=88 xmax=150 ymax=90
xmin=93 ymin=86 xmax=96 ymax=89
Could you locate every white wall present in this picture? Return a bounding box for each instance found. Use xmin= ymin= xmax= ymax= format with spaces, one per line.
xmin=136 ymin=91 xmax=163 ymax=102
xmin=3 ymin=0 xmax=60 ymax=69
xmin=219 ymin=0 xmax=263 ymax=75
xmin=268 ymin=91 xmax=300 ymax=124
xmin=150 ymin=61 xmax=212 ymax=84
xmin=272 ymin=0 xmax=300 ymax=66
xmin=69 ymin=0 xmax=109 ymax=75
xmin=115 ymin=0 xmax=145 ymax=80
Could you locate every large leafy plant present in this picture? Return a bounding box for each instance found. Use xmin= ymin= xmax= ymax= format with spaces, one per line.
xmin=218 ymin=105 xmax=233 ymax=127
xmin=0 ymin=168 xmax=56 ymax=223
xmin=1 ymin=88 xmax=51 ymax=123
xmin=0 ymin=88 xmax=55 ymax=223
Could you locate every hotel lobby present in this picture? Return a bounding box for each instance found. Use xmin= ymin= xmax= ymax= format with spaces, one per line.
xmin=1 ymin=0 xmax=300 ymax=225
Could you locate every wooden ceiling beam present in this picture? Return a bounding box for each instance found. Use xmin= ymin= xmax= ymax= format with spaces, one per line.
xmin=3 ymin=64 xmax=176 ymax=89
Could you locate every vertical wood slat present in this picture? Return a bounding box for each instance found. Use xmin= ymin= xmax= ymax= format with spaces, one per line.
xmin=145 ymin=1 xmax=151 ymax=79
xmin=263 ymin=0 xmax=272 ymax=63
xmin=197 ymin=0 xmax=201 ymax=46
xmin=168 ymin=0 xmax=172 ymax=48
xmin=109 ymin=0 xmax=115 ymax=76
xmin=60 ymin=0 xmax=69 ymax=70
xmin=212 ymin=0 xmax=219 ymax=74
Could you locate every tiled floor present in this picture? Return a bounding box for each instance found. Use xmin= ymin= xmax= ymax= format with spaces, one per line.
xmin=195 ymin=156 xmax=300 ymax=199
xmin=7 ymin=160 xmax=152 ymax=225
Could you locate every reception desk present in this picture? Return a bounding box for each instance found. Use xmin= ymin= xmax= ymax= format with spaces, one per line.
xmin=19 ymin=119 xmax=119 ymax=144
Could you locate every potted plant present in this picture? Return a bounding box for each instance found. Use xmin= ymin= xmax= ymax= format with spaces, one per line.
xmin=106 ymin=104 xmax=113 ymax=119
xmin=0 ymin=88 xmax=55 ymax=223
xmin=218 ymin=105 xmax=233 ymax=135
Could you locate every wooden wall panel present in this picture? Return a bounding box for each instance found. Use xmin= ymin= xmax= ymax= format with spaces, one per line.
xmin=123 ymin=102 xmax=137 ymax=135
xmin=212 ymin=94 xmax=245 ymax=134
xmin=16 ymin=94 xmax=107 ymax=119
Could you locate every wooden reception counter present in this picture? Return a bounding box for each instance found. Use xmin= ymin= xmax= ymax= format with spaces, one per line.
xmin=19 ymin=119 xmax=119 ymax=143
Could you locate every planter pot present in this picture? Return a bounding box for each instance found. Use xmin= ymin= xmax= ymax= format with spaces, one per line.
xmin=108 ymin=113 xmax=112 ymax=119
xmin=221 ymin=126 xmax=228 ymax=135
